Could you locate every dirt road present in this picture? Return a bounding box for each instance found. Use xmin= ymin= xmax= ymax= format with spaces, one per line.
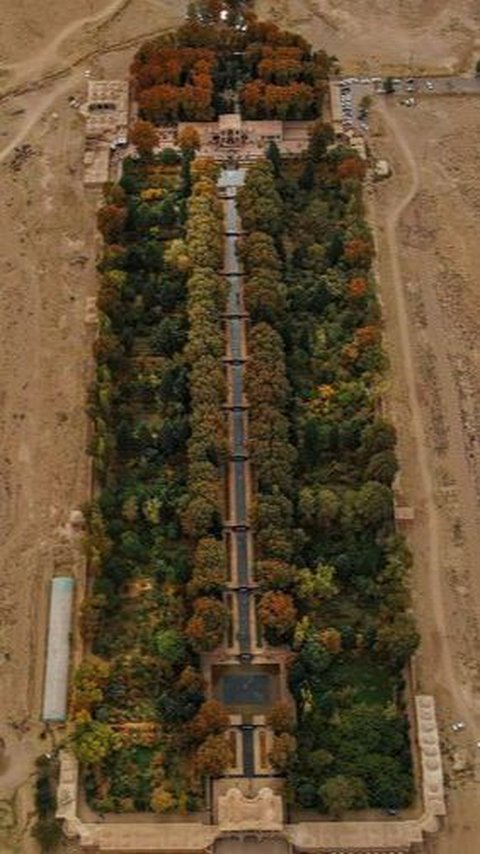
xmin=370 ymin=94 xmax=480 ymax=851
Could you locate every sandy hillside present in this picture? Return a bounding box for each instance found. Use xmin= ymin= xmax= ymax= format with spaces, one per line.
xmin=256 ymin=0 xmax=480 ymax=73
xmin=369 ymin=94 xmax=480 ymax=853
xmin=0 ymin=2 xmax=186 ymax=850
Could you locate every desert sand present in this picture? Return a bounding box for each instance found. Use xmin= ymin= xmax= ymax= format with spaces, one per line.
xmin=0 ymin=2 xmax=186 ymax=850
xmin=257 ymin=0 xmax=480 ymax=74
xmin=370 ymin=93 xmax=480 ymax=853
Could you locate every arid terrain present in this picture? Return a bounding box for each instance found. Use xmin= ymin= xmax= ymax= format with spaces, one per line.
xmin=0 ymin=2 xmax=187 ymax=850
xmin=1 ymin=0 xmax=480 ymax=852
xmin=370 ymin=94 xmax=480 ymax=852
xmin=257 ymin=0 xmax=480 ymax=74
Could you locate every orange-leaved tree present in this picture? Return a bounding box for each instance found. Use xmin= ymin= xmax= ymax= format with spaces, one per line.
xmin=178 ymin=125 xmax=201 ymax=154
xmin=185 ymin=597 xmax=229 ymax=652
xmin=258 ymin=591 xmax=297 ymax=642
xmin=129 ymin=119 xmax=158 ymax=155
xmin=194 ymin=734 xmax=233 ymax=777
xmin=190 ymin=700 xmax=230 ymax=741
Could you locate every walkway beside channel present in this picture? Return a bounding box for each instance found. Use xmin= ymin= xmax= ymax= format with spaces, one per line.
xmin=220 ymin=167 xmax=255 ymax=660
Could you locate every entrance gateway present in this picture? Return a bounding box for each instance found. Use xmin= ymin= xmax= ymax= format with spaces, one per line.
xmin=214 ymin=836 xmax=289 ymax=854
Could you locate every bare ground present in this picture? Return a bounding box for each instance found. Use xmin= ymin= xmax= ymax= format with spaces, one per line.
xmin=369 ymin=94 xmax=480 ymax=852
xmin=256 ymin=0 xmax=480 ymax=74
xmin=0 ymin=2 xmax=186 ymax=851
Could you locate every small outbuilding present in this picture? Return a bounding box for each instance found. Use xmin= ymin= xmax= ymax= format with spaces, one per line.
xmin=42 ymin=577 xmax=75 ymax=723
xmin=374 ymin=158 xmax=391 ymax=179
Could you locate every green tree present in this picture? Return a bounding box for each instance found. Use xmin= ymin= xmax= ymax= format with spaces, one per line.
xmin=154 ymin=628 xmax=187 ymax=666
xmin=320 ymin=775 xmax=368 ymax=817
xmin=186 ymin=597 xmax=229 ymax=652
xmin=383 ymin=76 xmax=395 ymax=94
xmin=97 ymin=203 xmax=127 ymax=243
xmin=73 ymin=655 xmax=111 ymax=713
xmin=374 ymin=613 xmax=419 ymax=671
xmin=266 ymin=139 xmax=282 ymax=176
xmin=296 ymin=563 xmax=339 ymax=604
xmin=308 ymin=120 xmax=334 ymax=161
xmin=356 ymin=481 xmax=393 ymax=527
xmin=32 ymin=817 xmax=62 ymax=848
xmin=269 ymin=732 xmax=296 ymax=772
xmin=361 ymin=419 xmax=396 ymax=454
xmin=255 ymin=559 xmax=296 ymax=591
xmin=72 ymin=717 xmax=117 ymax=765
xmin=189 ymin=537 xmax=227 ymax=595
xmin=364 ymin=450 xmax=398 ymax=485
xmin=299 ymin=157 xmax=315 ymax=190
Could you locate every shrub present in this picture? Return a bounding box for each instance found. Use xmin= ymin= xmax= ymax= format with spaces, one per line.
xmin=151 ymin=785 xmax=176 ymax=813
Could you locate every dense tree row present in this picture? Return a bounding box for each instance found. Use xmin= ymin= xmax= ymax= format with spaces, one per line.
xmin=182 ymin=166 xmax=231 ymax=650
xmin=131 ymin=3 xmax=332 ymax=123
xmin=73 ymin=149 xmax=233 ymax=813
xmin=239 ymin=140 xmax=418 ymax=815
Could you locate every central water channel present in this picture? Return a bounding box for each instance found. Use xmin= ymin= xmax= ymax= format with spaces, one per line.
xmin=216 ymin=167 xmax=282 ymax=778
xmin=220 ymin=168 xmax=253 ymax=655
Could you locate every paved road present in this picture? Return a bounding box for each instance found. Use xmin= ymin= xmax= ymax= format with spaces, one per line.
xmin=394 ymin=75 xmax=480 ymax=95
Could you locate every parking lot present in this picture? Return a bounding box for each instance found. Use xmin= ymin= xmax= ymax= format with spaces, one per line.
xmin=336 ymin=77 xmax=376 ymax=133
xmin=333 ymin=74 xmax=480 ymax=135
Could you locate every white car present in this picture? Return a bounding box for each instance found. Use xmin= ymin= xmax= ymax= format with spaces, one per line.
xmin=451 ymin=721 xmax=466 ymax=732
xmin=426 ymin=80 xmax=434 ymax=90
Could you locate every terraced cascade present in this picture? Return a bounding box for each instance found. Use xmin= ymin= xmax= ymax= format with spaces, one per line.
xmin=221 ymin=168 xmax=252 ymax=655
xmin=215 ymin=166 xmax=283 ymax=780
